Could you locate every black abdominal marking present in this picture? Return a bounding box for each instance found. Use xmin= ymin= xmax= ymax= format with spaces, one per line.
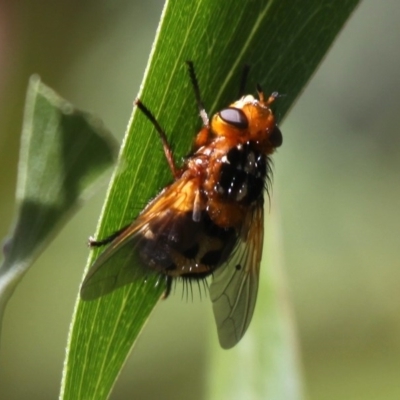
xmin=138 ymin=211 xmax=237 ymax=279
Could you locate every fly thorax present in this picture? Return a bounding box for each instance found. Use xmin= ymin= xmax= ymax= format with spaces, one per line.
xmin=216 ymin=141 xmax=267 ymax=205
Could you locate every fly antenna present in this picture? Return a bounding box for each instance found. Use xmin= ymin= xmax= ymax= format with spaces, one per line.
xmin=256 ymin=83 xmax=265 ymax=103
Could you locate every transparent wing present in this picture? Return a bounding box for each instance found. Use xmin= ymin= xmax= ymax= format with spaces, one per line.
xmin=210 ymin=204 xmax=264 ymax=348
xmin=81 ymin=177 xmax=198 ymax=300
xmin=80 ymin=218 xmax=157 ymax=300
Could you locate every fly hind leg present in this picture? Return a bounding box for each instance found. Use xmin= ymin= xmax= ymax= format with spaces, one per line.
xmin=88 ymin=223 xmax=131 ymax=247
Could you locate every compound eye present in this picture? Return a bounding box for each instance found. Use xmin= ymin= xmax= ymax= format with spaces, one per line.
xmin=219 ymin=108 xmax=249 ymax=130
xmin=269 ymin=125 xmax=283 ymax=147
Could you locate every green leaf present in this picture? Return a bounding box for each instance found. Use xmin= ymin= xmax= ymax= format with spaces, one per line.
xmin=62 ymin=1 xmax=361 ymax=399
xmin=0 ymin=76 xmax=117 ymax=327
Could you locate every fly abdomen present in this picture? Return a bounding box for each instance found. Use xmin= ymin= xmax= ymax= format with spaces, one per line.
xmin=138 ymin=210 xmax=237 ymax=279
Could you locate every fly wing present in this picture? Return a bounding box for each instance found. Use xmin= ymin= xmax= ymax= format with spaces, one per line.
xmin=80 ymin=218 xmax=157 ymax=300
xmin=210 ymin=204 xmax=264 ymax=349
xmin=80 ymin=177 xmax=199 ymax=300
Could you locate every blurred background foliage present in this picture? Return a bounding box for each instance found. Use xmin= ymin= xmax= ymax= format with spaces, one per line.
xmin=0 ymin=1 xmax=399 ymax=399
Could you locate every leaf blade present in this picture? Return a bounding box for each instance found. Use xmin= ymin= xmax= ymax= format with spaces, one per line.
xmin=0 ymin=76 xmax=117 ymax=328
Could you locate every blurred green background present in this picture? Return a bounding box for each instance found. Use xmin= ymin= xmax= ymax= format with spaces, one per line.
xmin=0 ymin=1 xmax=399 ymax=399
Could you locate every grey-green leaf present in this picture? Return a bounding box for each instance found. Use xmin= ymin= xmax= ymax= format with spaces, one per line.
xmin=0 ymin=76 xmax=117 ymax=324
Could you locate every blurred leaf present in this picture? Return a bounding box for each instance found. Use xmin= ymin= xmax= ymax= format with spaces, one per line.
xmin=61 ymin=0 xmax=361 ymax=399
xmin=0 ymin=76 xmax=117 ymax=327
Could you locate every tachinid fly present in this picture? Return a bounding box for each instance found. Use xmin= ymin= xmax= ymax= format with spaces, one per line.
xmin=81 ymin=62 xmax=282 ymax=349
